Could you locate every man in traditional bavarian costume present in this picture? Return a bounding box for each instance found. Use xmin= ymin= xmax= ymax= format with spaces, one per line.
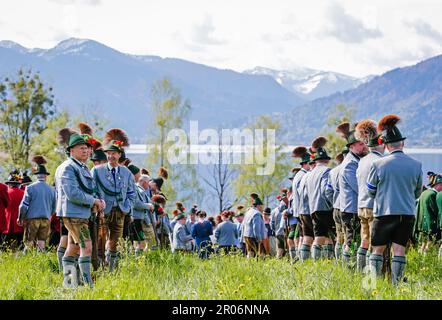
xmin=297 ymin=152 xmax=316 ymax=261
xmin=336 ymin=122 xmax=368 ymax=266
xmin=235 ymin=205 xmax=246 ymax=255
xmin=149 ymin=167 xmax=168 ymax=196
xmin=284 ymin=184 xmax=298 ymax=260
xmin=152 ymin=194 xmax=171 ymax=249
xmin=172 ymin=213 xmax=193 ymax=253
xmin=271 ymin=191 xmax=289 ymax=258
xmin=78 ymin=122 xmax=103 ymax=271
xmin=241 ymin=193 xmax=266 ymax=258
xmin=126 ymin=163 xmax=156 ymax=254
xmin=328 ymin=151 xmax=345 ymax=259
xmin=137 ymin=172 xmax=158 ymax=249
xmin=290 ymin=146 xmax=311 ymax=260
xmin=54 ymin=129 xmax=74 ymax=273
xmin=306 ymin=137 xmax=334 ymax=259
xmin=91 ymin=129 xmax=135 ymax=272
xmin=354 ymin=120 xmax=385 ymax=271
xmin=18 ymin=156 xmax=56 ymax=252
xmin=55 ymin=131 xmax=104 ymax=287
xmin=367 ymin=114 xmax=422 ymax=285
xmin=414 ymin=174 xmax=441 ymax=253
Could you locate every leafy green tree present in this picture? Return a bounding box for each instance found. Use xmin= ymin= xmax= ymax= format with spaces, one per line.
xmin=321 ymin=104 xmax=354 ymax=160
xmin=233 ymin=115 xmax=291 ymax=208
xmin=30 ymin=111 xmax=70 ymax=184
xmin=148 ymin=78 xmax=191 ymax=167
xmin=0 ymin=69 xmax=55 ymax=169
xmin=146 ymin=78 xmax=204 ymax=211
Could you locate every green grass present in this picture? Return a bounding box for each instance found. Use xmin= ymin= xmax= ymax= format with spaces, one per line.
xmin=0 ymin=248 xmax=441 ymax=300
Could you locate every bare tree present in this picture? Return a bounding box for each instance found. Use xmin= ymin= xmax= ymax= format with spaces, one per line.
xmin=201 ymin=132 xmax=235 ymax=213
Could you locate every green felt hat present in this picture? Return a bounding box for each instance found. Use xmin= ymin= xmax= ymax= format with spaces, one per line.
xmin=336 ymin=122 xmax=360 ymax=147
xmin=104 ymin=140 xmax=125 ymax=153
xmin=377 ymin=115 xmax=406 ymax=145
xmin=311 ymin=137 xmax=331 ymax=161
xmin=292 ymin=146 xmax=311 ymax=165
xmin=21 ymin=171 xmax=33 ymax=184
xmin=379 ymin=126 xmax=406 ymax=144
xmin=127 ymin=164 xmax=140 ymax=175
xmin=433 ymin=175 xmax=442 ymax=186
xmin=250 ymin=193 xmax=263 ymax=206
xmin=91 ymin=149 xmax=107 ymax=162
xmin=32 ymin=164 xmax=49 ymax=175
xmin=30 ymin=155 xmax=50 ymax=175
xmin=103 ymin=129 xmax=129 ymax=153
xmin=176 ymin=213 xmax=186 ymax=220
xmin=312 ymin=148 xmax=331 ymax=161
xmin=67 ymin=133 xmax=92 ymax=150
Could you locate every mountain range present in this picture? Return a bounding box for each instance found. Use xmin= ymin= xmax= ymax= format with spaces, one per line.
xmin=244 ymin=66 xmax=373 ymax=100
xmin=276 ymin=54 xmax=442 ymax=147
xmin=1 ymin=38 xmax=441 ymax=147
xmin=0 ymin=38 xmax=305 ymax=142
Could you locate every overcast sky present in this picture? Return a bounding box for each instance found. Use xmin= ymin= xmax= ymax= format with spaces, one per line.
xmin=1 ymin=0 xmax=442 ymax=77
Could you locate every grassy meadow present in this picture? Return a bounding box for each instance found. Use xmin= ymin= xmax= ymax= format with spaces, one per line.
xmin=0 ymin=247 xmax=441 ymax=300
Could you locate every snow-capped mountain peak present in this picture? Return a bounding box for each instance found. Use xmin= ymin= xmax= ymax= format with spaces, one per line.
xmin=244 ymin=66 xmax=376 ymax=100
xmin=52 ymin=38 xmax=91 ymax=52
xmin=0 ymin=40 xmax=28 ymax=53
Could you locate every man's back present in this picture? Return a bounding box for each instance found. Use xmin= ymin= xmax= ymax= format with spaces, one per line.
xmin=216 ymin=221 xmax=238 ymax=246
xmin=368 ymin=150 xmax=422 ymax=216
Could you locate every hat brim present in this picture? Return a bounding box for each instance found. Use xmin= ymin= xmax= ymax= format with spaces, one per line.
xmin=67 ymin=141 xmax=91 ymax=151
xmin=315 ymin=156 xmax=331 ymax=161
xmin=5 ymin=181 xmax=21 ymax=185
xmin=383 ymin=137 xmax=406 ymax=144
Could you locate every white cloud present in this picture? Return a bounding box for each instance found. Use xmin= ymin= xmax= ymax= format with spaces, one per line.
xmin=324 ymin=2 xmax=383 ymax=43
xmin=191 ymin=14 xmax=227 ymax=46
xmin=1 ymin=0 xmax=442 ymax=78
xmin=405 ymin=19 xmax=442 ymax=43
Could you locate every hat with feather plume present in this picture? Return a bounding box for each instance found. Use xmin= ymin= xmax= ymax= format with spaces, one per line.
xmin=336 ymin=122 xmax=360 ymax=147
xmin=291 ymin=146 xmax=311 ymax=164
xmin=377 ymin=114 xmax=406 ymax=144
xmin=103 ymin=128 xmax=130 ymax=153
xmin=310 ymin=136 xmax=331 ymax=161
xmin=31 ymin=155 xmax=50 ymax=175
xmin=152 ymin=167 xmax=168 ymax=191
xmin=355 ymin=119 xmax=382 ymax=148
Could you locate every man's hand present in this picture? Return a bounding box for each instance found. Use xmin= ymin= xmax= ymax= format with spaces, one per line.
xmin=147 ymin=203 xmax=154 ymax=211
xmin=282 ymin=209 xmax=288 ymax=219
xmin=16 ymin=218 xmax=23 ymax=227
xmin=94 ymin=199 xmax=104 ymax=211
xmin=100 ymin=199 xmax=106 ymax=210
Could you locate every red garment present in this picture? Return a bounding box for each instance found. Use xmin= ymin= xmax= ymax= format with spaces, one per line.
xmin=3 ymin=186 xmax=24 ymax=234
xmin=50 ymin=214 xmax=61 ymax=233
xmin=0 ymin=183 xmax=9 ymax=233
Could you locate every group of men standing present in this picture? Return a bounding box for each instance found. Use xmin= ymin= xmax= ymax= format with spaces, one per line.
xmin=266 ymin=114 xmax=427 ymax=285
xmin=0 ymin=113 xmax=439 ymax=288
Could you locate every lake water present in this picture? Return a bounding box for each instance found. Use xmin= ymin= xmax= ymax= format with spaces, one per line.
xmin=407 ymin=152 xmax=442 ymax=178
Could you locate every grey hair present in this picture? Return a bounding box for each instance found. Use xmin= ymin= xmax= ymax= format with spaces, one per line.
xmin=370 ymin=145 xmax=385 ymax=153
xmin=387 ymin=141 xmax=404 ymax=150
xmin=138 ymin=174 xmax=151 ymax=183
xmin=36 ymin=174 xmax=47 ymax=180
